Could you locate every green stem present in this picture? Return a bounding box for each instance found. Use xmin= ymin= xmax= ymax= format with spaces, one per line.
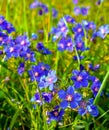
xmin=94 ymin=69 xmax=109 ymax=104
xmin=23 ymin=0 xmax=28 ymax=33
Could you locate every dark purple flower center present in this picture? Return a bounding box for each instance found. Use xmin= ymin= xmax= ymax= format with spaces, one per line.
xmin=53 ymin=111 xmax=59 ymax=117
xmin=77 ymin=42 xmax=82 ymax=48
xmin=80 ymin=101 xmax=87 ymax=108
xmin=66 ymin=94 xmax=73 ymax=102
xmin=94 ymin=87 xmax=99 ymax=92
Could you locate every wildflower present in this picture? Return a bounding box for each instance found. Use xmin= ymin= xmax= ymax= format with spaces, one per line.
xmin=31 ymin=33 xmax=38 ymax=40
xmin=81 ymin=7 xmax=90 ymax=16
xmin=0 ymin=32 xmax=8 ymax=46
xmin=72 ymin=0 xmax=78 ymax=4
xmin=82 ymin=20 xmax=96 ymax=31
xmin=71 ymin=70 xmax=89 ymax=89
xmin=58 ymin=86 xmax=82 ymax=109
xmin=47 ymin=106 xmax=64 ymax=122
xmin=36 ymin=42 xmax=52 ymax=55
xmin=74 ymin=37 xmax=85 ymax=51
xmin=39 ymin=70 xmax=57 ymax=90
xmin=96 ymin=25 xmax=109 ymax=39
xmin=2 ymin=21 xmax=15 ymax=33
xmin=15 ymin=34 xmax=30 ymax=51
xmin=20 ymin=48 xmax=36 ymax=62
xmin=73 ymin=55 xmax=84 ymax=61
xmin=52 ymin=8 xmax=58 ymax=18
xmin=65 ymin=37 xmax=74 ymax=52
xmin=58 ymin=37 xmax=66 ymax=51
xmin=78 ymin=98 xmax=99 ymax=117
xmin=4 ymin=41 xmax=19 ymax=59
xmin=31 ymin=92 xmax=53 ymax=104
xmin=91 ymin=81 xmax=101 ymax=97
xmin=72 ymin=23 xmax=84 ymax=38
xmin=28 ymin=62 xmax=50 ymax=82
xmin=74 ymin=7 xmax=81 ymax=15
xmin=88 ymin=63 xmax=100 ymax=71
xmin=45 ymin=70 xmax=57 ymax=90
xmin=18 ymin=62 xmax=25 ymax=76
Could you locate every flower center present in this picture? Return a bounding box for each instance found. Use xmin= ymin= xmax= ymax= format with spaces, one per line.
xmin=77 ymin=28 xmax=82 ymax=33
xmin=76 ymin=75 xmax=83 ymax=82
xmin=66 ymin=95 xmax=73 ymax=102
xmin=41 ymin=66 xmax=45 ymax=70
xmin=80 ymin=101 xmax=87 ymax=108
xmin=21 ymin=40 xmax=25 ymax=45
xmin=9 ymin=47 xmax=14 ymax=52
xmin=54 ymin=111 xmax=59 ymax=116
xmin=0 ymin=37 xmax=3 ymax=42
xmin=48 ymin=77 xmax=53 ymax=83
xmin=67 ymin=42 xmax=72 ymax=47
xmin=27 ymin=53 xmax=31 ymax=58
xmin=59 ymin=43 xmax=64 ymax=48
xmin=61 ymin=26 xmax=66 ymax=32
xmin=94 ymin=87 xmax=99 ymax=92
xmin=77 ymin=42 xmax=82 ymax=48
xmin=0 ymin=19 xmax=3 ymax=24
xmin=101 ymin=29 xmax=106 ymax=34
xmin=35 ymin=72 xmax=39 ymax=77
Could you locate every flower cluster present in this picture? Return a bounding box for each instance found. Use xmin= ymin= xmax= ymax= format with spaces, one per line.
xmin=74 ymin=6 xmax=90 ymax=16
xmin=30 ymin=0 xmax=58 ymax=18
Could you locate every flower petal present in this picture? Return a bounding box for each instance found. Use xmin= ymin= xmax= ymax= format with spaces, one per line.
xmin=67 ymin=86 xmax=74 ymax=94
xmin=60 ymin=100 xmax=68 ymax=109
xmin=70 ymin=101 xmax=78 ymax=108
xmin=58 ymin=90 xmax=66 ymax=99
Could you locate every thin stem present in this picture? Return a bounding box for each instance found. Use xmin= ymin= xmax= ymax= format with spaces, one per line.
xmin=94 ymin=69 xmax=109 ymax=104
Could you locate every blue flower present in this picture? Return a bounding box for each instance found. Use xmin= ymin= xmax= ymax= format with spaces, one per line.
xmin=72 ymin=24 xmax=84 ymax=38
xmin=4 ymin=41 xmax=19 ymax=59
xmin=20 ymin=48 xmax=36 ymax=62
xmin=74 ymin=37 xmax=86 ymax=51
xmin=28 ymin=62 xmax=50 ymax=82
xmin=15 ymin=34 xmax=30 ymax=51
xmin=81 ymin=7 xmax=90 ymax=16
xmin=96 ymin=25 xmax=109 ymax=39
xmin=31 ymin=33 xmax=38 ymax=40
xmin=52 ymin=8 xmax=58 ymax=18
xmin=72 ymin=0 xmax=78 ymax=4
xmin=31 ymin=92 xmax=53 ymax=104
xmin=71 ymin=70 xmax=89 ymax=89
xmin=88 ymin=63 xmax=100 ymax=71
xmin=18 ymin=62 xmax=25 ymax=76
xmin=82 ymin=20 xmax=96 ymax=31
xmin=74 ymin=7 xmax=81 ymax=15
xmin=91 ymin=82 xmax=101 ymax=97
xmin=0 ymin=32 xmax=8 ymax=46
xmin=39 ymin=70 xmax=57 ymax=90
xmin=36 ymin=42 xmax=52 ymax=55
xmin=58 ymin=86 xmax=82 ymax=109
xmin=78 ymin=98 xmax=99 ymax=117
xmin=47 ymin=106 xmax=64 ymax=122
